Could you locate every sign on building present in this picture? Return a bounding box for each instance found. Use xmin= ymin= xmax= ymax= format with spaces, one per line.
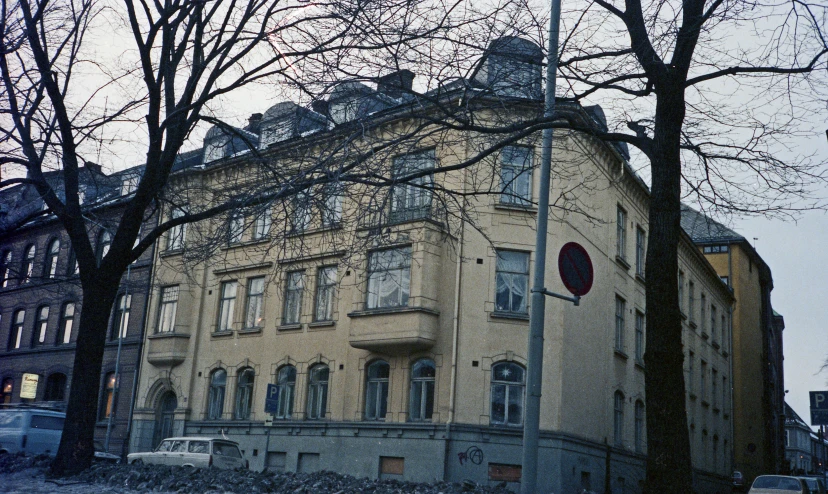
xmin=20 ymin=373 xmax=39 ymax=399
xmin=265 ymin=383 xmax=279 ymax=414
xmin=810 ymin=391 xmax=828 ymax=425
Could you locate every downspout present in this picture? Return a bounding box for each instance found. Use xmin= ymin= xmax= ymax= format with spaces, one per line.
xmin=728 ymin=245 xmax=735 ymax=473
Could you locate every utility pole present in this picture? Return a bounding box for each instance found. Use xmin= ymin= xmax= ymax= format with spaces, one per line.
xmin=520 ymin=0 xmax=564 ymax=490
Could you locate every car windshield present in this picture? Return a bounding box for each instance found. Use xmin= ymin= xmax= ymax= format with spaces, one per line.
xmin=752 ymin=476 xmax=802 ymax=491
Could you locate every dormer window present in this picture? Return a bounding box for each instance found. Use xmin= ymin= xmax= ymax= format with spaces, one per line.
xmin=121 ymin=176 xmax=139 ymax=196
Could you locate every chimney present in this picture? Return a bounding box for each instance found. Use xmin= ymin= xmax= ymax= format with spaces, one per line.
xmin=377 ymin=70 xmax=415 ymax=99
xmin=246 ymin=113 xmax=263 ymax=134
xmin=84 ymin=161 xmax=103 ymax=175
xmin=311 ymin=99 xmax=329 ymax=116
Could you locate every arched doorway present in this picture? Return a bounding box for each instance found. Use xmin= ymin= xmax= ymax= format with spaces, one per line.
xmin=152 ymin=391 xmax=177 ymax=448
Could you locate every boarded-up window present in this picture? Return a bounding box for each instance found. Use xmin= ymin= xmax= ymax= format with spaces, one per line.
xmin=380 ymin=456 xmax=405 ymax=475
xmin=265 ymin=452 xmax=286 ymax=472
xmin=488 ymin=463 xmax=522 ymax=482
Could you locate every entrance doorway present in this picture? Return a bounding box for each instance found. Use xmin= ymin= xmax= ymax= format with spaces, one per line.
xmin=152 ymin=391 xmax=177 ymax=448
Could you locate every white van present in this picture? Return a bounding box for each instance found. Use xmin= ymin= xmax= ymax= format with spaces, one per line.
xmin=127 ymin=437 xmax=248 ymax=470
xmin=0 ymin=408 xmax=64 ymax=456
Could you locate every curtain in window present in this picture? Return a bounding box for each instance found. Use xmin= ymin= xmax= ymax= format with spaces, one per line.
xmin=495 ymin=251 xmax=528 ymax=313
xmin=367 ymin=248 xmax=411 ymax=309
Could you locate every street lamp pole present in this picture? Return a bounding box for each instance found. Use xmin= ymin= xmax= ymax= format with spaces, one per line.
xmin=520 ymin=0 xmax=563 ymax=490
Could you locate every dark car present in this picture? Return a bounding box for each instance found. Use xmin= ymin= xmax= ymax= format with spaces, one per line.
xmin=797 ymin=476 xmax=827 ymax=494
xmin=733 ymin=471 xmax=746 ymax=491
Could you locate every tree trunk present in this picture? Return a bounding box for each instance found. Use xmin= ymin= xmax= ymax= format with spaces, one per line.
xmin=51 ymin=274 xmax=120 ymax=476
xmin=643 ymin=84 xmax=694 ymax=494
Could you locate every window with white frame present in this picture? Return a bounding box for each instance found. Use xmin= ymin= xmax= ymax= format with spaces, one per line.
xmin=166 ymin=209 xmax=186 ymax=251
xmin=306 ymin=364 xmax=329 ymax=420
xmin=45 ymin=239 xmax=60 ymax=278
xmin=365 ymin=360 xmax=390 ymax=421
xmin=490 ymin=362 xmax=525 ymax=426
xmin=252 ymin=208 xmax=271 ymax=240
xmin=8 ymin=309 xmax=24 ymax=350
xmin=157 ymin=286 xmax=179 ymax=333
xmin=290 ymin=191 xmax=312 ymax=232
xmin=216 ymin=281 xmax=237 ymax=332
xmin=234 ymin=368 xmax=255 ymax=420
xmin=121 ymin=175 xmax=139 ymax=196
xmin=614 ymin=391 xmax=625 ymax=446
xmin=500 ymin=146 xmax=532 ymax=206
xmin=616 ymin=207 xmax=627 ymax=260
xmin=0 ymin=250 xmax=11 ymax=287
xmin=634 ymin=310 xmax=645 ymax=363
xmin=314 ymin=266 xmax=337 ymax=322
xmin=244 ymin=277 xmax=265 ymax=329
xmin=227 ymin=215 xmax=244 ymax=244
xmin=409 ymin=359 xmax=435 ymax=422
xmin=113 ymin=294 xmax=131 ymax=339
xmin=367 ymin=247 xmax=411 ymax=309
xmin=322 ymin=184 xmax=343 ymax=227
xmin=615 ymin=296 xmax=626 ymax=352
xmin=59 ymin=303 xmax=75 ymax=344
xmin=22 ymin=245 xmax=35 ymax=283
xmin=495 ymin=250 xmax=529 ymax=314
xmin=34 ymin=306 xmax=49 ymax=346
xmin=391 ymin=150 xmax=434 ymax=222
xmin=274 ymin=365 xmax=297 ymax=419
xmin=635 ymin=226 xmax=645 ymax=276
xmin=283 ymin=271 xmax=305 ymax=324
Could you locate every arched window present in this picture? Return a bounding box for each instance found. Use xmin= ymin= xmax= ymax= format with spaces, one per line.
xmin=365 ymin=360 xmax=390 ymax=421
xmin=1 ymin=377 xmax=12 ymax=404
xmin=22 ymin=245 xmax=35 ymax=283
xmin=207 ymin=369 xmax=227 ymax=420
xmin=32 ymin=305 xmax=50 ymax=346
xmin=273 ymin=365 xmax=296 ymax=419
xmin=8 ymin=309 xmax=25 ymax=350
xmin=44 ymin=373 xmax=66 ymax=401
xmin=614 ymin=391 xmax=625 ymax=446
xmin=97 ymin=231 xmax=112 ymax=265
xmin=58 ymin=302 xmax=75 ymax=345
xmin=490 ymin=362 xmax=525 ymax=426
xmin=99 ymin=372 xmax=116 ymax=419
xmin=306 ymin=364 xmax=329 ymax=420
xmin=112 ymin=294 xmax=131 ymax=339
xmin=45 ymin=239 xmax=60 ymax=278
xmin=634 ymin=400 xmax=645 ymax=453
xmin=0 ymin=250 xmax=11 ymax=287
xmin=409 ymin=359 xmax=435 ymax=421
xmin=234 ymin=368 xmax=255 ymax=420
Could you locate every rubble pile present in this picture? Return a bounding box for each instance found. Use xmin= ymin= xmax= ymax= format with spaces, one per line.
xmin=0 ymin=452 xmax=52 ymax=474
xmin=66 ymin=463 xmax=515 ymax=494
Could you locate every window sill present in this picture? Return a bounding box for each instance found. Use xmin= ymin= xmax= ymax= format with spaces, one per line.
xmin=278 ymin=323 xmax=303 ymax=331
xmin=712 ymin=341 xmax=720 ymax=350
xmin=160 ymin=248 xmax=184 ymax=258
xmin=214 ymin=262 xmax=274 ymax=275
xmin=348 ymin=306 xmax=440 ymax=318
xmin=635 ymin=273 xmax=646 ymax=284
xmin=681 ymin=311 xmax=687 ymax=321
xmin=688 ymin=320 xmax=697 ymax=329
xmin=722 ymin=350 xmax=729 ymax=358
xmin=634 ymin=360 xmax=645 ymax=371
xmin=614 ymin=349 xmax=629 ymax=360
xmin=238 ymin=327 xmax=262 ymax=335
xmin=701 ymin=400 xmax=710 ymax=408
xmin=689 ymin=393 xmax=697 ymax=401
xmin=701 ymin=331 xmax=709 ymax=340
xmin=490 ymin=311 xmax=530 ymax=322
xmin=713 ymin=407 xmax=720 ymax=414
xmin=212 ymin=330 xmax=234 ymax=338
xmin=615 ymin=256 xmax=631 ymax=270
xmin=723 ymin=413 xmax=730 ymax=420
xmin=494 ymin=203 xmax=537 ymax=213
xmin=308 ymin=320 xmax=336 ymax=330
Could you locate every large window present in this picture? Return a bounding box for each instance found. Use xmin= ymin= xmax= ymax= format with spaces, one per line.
xmin=367 ymin=248 xmax=411 ymax=309
xmin=688 ymin=352 xmax=695 ymax=394
xmin=97 ymin=231 xmax=112 ymax=265
xmin=495 ymin=250 xmax=529 ymax=314
xmin=615 ymin=296 xmax=626 ymax=352
xmin=112 ymin=294 xmax=131 ymax=339
xmin=409 ymin=359 xmax=435 ymax=422
xmin=283 ymin=271 xmax=305 ymax=324
xmin=634 ymin=310 xmax=644 ymax=363
xmin=306 ymin=365 xmax=329 ymax=420
xmin=0 ymin=250 xmax=11 ymax=287
xmin=59 ymin=303 xmax=75 ymax=345
xmin=207 ymin=369 xmax=227 ymax=420
xmin=290 ymin=191 xmax=312 ymax=232
xmin=635 ymin=227 xmax=645 ymax=276
xmin=45 ymin=239 xmax=60 ymax=278
xmin=500 ymin=146 xmax=532 ymax=206
xmin=252 ymin=208 xmax=271 ymax=240
xmin=314 ymin=266 xmax=337 ymax=322
xmin=157 ymin=286 xmax=179 ymax=333
xmin=635 ymin=400 xmax=645 ymax=453
xmin=616 ymin=207 xmax=627 ymax=260
xmin=216 ymin=281 xmax=238 ymax=332
xmin=166 ymin=208 xmax=186 ymax=251
xmin=33 ymin=306 xmax=49 ymax=346
xmin=711 ymin=305 xmax=717 ymax=344
xmin=321 ymin=184 xmax=343 ymax=228
xmin=391 ymin=150 xmax=434 ymax=222
xmin=227 ymin=215 xmax=244 ymax=244
xmin=712 ymin=369 xmax=718 ymax=408
xmin=22 ymin=245 xmax=35 ymax=283
xmin=700 ymin=293 xmax=707 ymax=334
xmin=490 ymin=362 xmax=525 ymax=426
xmin=234 ymin=368 xmax=255 ymax=420
xmin=678 ymin=271 xmax=685 ymax=312
xmin=244 ymin=277 xmax=265 ymax=329
xmin=273 ymin=365 xmax=296 ymax=419
xmin=365 ymin=360 xmax=390 ymax=421
xmin=44 ymin=373 xmax=66 ymax=401
xmin=614 ymin=391 xmax=625 ymax=446
xmin=700 ymin=361 xmax=707 ymax=400
xmin=688 ymin=281 xmax=695 ymax=323
xmin=99 ymin=372 xmax=116 ymax=420
xmin=8 ymin=309 xmax=24 ymax=350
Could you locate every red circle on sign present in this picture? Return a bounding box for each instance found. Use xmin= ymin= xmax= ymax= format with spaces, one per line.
xmin=558 ymin=242 xmax=594 ymax=297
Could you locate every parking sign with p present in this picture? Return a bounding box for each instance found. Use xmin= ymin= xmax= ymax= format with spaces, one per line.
xmin=810 ymin=391 xmax=828 ymax=425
